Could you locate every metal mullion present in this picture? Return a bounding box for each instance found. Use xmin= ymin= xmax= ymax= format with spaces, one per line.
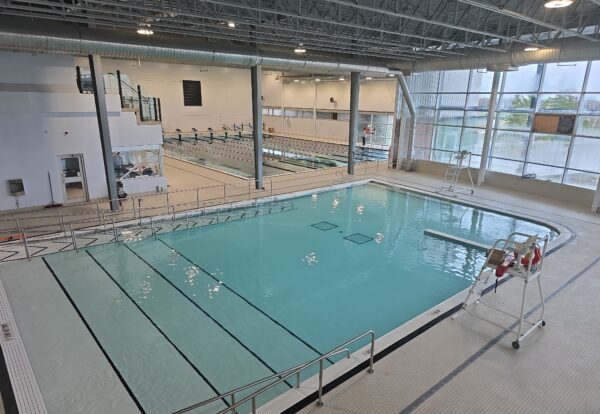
xmin=523 ymin=63 xmax=547 ymax=175
xmin=563 ymin=60 xmax=593 ymax=183
xmin=459 ymin=69 xmax=473 ymax=153
xmin=488 ymin=70 xmax=506 ymax=164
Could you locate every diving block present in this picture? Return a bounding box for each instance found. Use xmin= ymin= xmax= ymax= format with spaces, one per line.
xmin=424 ymin=229 xmax=491 ymax=252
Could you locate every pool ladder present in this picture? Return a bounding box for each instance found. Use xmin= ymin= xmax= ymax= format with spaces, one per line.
xmin=173 ymin=330 xmax=375 ymax=414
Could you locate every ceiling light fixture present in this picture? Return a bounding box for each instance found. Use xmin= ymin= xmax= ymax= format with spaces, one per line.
xmin=339 ymin=76 xmax=345 ymax=81
xmin=524 ymin=46 xmax=540 ymax=52
xmin=314 ymin=78 xmax=321 ymax=82
xmin=365 ymin=76 xmax=373 ymax=80
xmin=136 ymin=27 xmax=154 ymax=35
xmin=544 ymin=0 xmax=573 ymax=8
xmin=294 ymin=43 xmax=307 ymax=54
xmin=294 ymin=79 xmax=300 ymax=83
xmin=227 ymin=21 xmax=236 ymax=28
xmin=388 ymin=73 xmax=395 ymax=77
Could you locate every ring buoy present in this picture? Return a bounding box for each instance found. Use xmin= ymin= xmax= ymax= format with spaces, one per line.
xmin=0 ymin=233 xmax=23 ymax=242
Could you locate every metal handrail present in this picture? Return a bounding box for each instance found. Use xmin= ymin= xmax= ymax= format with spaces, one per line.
xmin=174 ymin=330 xmax=375 ymax=414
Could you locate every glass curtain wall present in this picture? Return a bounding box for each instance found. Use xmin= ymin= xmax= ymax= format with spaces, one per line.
xmin=408 ymin=61 xmax=600 ymax=190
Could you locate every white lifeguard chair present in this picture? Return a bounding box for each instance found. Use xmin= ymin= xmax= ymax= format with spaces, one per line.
xmin=454 ymin=232 xmax=549 ymax=349
xmin=439 ymin=150 xmax=474 ymax=196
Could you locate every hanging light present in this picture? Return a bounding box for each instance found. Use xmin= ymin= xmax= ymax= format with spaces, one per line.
xmin=137 ymin=26 xmax=154 ymax=35
xmin=544 ymin=0 xmax=573 ymax=8
xmin=294 ymin=43 xmax=306 ymax=54
xmin=365 ymin=76 xmax=373 ymax=80
xmin=293 ymin=79 xmax=300 ymax=83
xmin=524 ymin=46 xmax=540 ymax=52
xmin=338 ymin=76 xmax=345 ymax=81
xmin=227 ymin=21 xmax=236 ymax=28
xmin=314 ymin=78 xmax=321 ymax=82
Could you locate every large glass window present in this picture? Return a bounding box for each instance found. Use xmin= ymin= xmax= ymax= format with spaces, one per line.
xmin=406 ymin=60 xmax=600 ymax=190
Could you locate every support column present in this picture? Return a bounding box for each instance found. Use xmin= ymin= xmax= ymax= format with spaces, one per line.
xmin=251 ymin=65 xmax=264 ymax=189
xmin=89 ymin=55 xmax=119 ymax=211
xmin=390 ymin=77 xmax=402 ymax=168
xmin=478 ymin=71 xmax=501 ymax=186
xmin=347 ymin=71 xmax=360 ymax=175
xmin=398 ymin=74 xmax=415 ymax=170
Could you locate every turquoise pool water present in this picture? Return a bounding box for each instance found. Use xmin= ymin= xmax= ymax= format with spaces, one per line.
xmin=43 ymin=183 xmax=555 ymax=414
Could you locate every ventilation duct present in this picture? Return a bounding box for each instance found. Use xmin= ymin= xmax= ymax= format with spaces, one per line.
xmin=0 ymin=31 xmax=394 ymax=75
xmin=408 ymin=37 xmax=600 ymax=73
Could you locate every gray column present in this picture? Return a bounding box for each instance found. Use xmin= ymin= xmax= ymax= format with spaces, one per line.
xmin=398 ymin=74 xmax=415 ymax=170
xmin=477 ymin=71 xmax=502 ymax=186
xmin=389 ymin=77 xmax=402 ymax=168
xmin=347 ymin=71 xmax=360 ymax=175
xmin=251 ymin=65 xmax=264 ymax=189
xmin=89 ymin=55 xmax=119 ymax=211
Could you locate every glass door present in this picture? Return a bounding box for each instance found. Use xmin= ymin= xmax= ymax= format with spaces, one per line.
xmin=58 ymin=154 xmax=88 ymax=203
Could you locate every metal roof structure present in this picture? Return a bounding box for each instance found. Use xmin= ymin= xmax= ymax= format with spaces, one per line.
xmin=1 ymin=0 xmax=600 ymax=65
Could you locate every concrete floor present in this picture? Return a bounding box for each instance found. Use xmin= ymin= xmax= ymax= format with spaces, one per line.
xmin=1 ymin=161 xmax=599 ymax=414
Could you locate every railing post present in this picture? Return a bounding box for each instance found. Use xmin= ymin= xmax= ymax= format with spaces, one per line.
xmin=157 ymin=98 xmax=162 ymax=121
xmin=112 ymin=218 xmax=118 ymax=242
xmin=296 ymin=372 xmax=301 ymax=388
xmin=58 ymin=209 xmax=66 ymax=236
xmin=251 ymin=397 xmax=256 ymax=414
xmin=138 ymin=198 xmax=143 ymax=225
xmin=196 ymin=188 xmax=200 ymax=209
xmin=132 ymin=197 xmax=136 ymax=220
xmin=223 ymin=184 xmax=227 ymax=200
xmin=153 ymin=97 xmax=158 ymax=121
xmin=96 ymin=202 xmax=101 ymax=227
xmin=368 ymin=332 xmax=375 ymax=373
xmin=150 ymin=216 xmax=156 ymax=240
xmin=116 ymin=70 xmax=124 ymax=108
xmin=70 ymin=224 xmax=78 ymax=253
xmin=166 ymin=192 xmax=170 ymax=214
xmin=137 ymin=85 xmax=144 ymax=122
xmin=316 ymin=359 xmax=324 ymax=406
xmin=102 ymin=212 xmax=107 ymax=231
xmin=231 ymin=394 xmax=236 ymax=414
xmin=185 ymin=212 xmax=189 ymax=229
xmin=21 ymin=231 xmax=31 ymax=261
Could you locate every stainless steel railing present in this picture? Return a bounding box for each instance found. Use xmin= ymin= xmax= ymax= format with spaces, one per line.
xmin=174 ymin=330 xmax=375 ymax=414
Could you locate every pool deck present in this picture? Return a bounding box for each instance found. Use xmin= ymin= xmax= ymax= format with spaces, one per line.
xmin=0 ymin=163 xmax=599 ymax=414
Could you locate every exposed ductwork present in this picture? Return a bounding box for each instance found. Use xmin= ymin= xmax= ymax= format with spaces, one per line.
xmin=0 ymin=31 xmax=394 ymax=75
xmin=1 ymin=30 xmax=600 ymax=75
xmin=408 ymin=37 xmax=600 ymax=73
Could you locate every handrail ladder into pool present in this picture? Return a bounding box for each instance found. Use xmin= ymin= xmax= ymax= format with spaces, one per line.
xmin=453 ymin=232 xmax=550 ymax=349
xmin=173 ymin=330 xmax=375 ymax=414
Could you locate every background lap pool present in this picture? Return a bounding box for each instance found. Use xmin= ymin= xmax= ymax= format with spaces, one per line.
xmin=43 ymin=183 xmax=555 ymax=414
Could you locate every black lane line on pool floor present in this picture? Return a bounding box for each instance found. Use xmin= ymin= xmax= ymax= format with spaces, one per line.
xmin=155 ymin=238 xmax=335 ymax=365
xmin=42 ymin=257 xmax=147 ymax=414
xmin=85 ymin=251 xmax=231 ymax=409
xmin=121 ymin=244 xmax=294 ymax=389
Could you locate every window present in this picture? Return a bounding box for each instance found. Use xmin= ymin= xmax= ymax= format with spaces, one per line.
xmin=113 ymin=147 xmax=162 ymax=180
xmin=182 ymin=80 xmax=202 ymax=106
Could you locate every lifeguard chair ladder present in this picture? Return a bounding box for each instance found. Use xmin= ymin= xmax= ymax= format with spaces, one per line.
xmin=454 ymin=232 xmax=549 ymax=349
xmin=439 ymin=150 xmax=474 ymax=196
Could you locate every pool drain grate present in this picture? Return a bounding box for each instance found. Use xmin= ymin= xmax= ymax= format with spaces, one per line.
xmin=310 ymin=221 xmax=338 ymax=231
xmin=344 ymin=233 xmax=374 ymax=244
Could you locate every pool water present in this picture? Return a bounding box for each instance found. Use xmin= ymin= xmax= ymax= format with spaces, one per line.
xmin=43 ymin=183 xmax=554 ymax=414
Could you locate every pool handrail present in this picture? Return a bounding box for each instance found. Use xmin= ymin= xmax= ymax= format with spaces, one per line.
xmin=173 ymin=330 xmax=375 ymax=414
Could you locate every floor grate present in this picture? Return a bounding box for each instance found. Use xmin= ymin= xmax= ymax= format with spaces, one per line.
xmin=344 ymin=233 xmax=374 ymax=244
xmin=310 ymin=221 xmax=338 ymax=231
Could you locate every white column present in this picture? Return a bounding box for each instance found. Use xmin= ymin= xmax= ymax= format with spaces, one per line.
xmin=477 ymin=71 xmax=502 ymax=186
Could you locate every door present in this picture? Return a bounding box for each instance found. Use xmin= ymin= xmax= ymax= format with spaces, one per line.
xmin=58 ymin=154 xmax=88 ymax=203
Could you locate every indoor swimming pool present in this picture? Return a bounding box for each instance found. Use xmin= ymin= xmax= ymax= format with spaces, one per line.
xmin=42 ymin=183 xmax=556 ymax=414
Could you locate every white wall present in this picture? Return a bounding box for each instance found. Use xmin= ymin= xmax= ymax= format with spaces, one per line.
xmin=78 ymin=58 xmax=253 ymax=133
xmin=0 ymin=52 xmax=164 ymax=211
xmin=262 ymin=71 xmax=397 ymax=141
